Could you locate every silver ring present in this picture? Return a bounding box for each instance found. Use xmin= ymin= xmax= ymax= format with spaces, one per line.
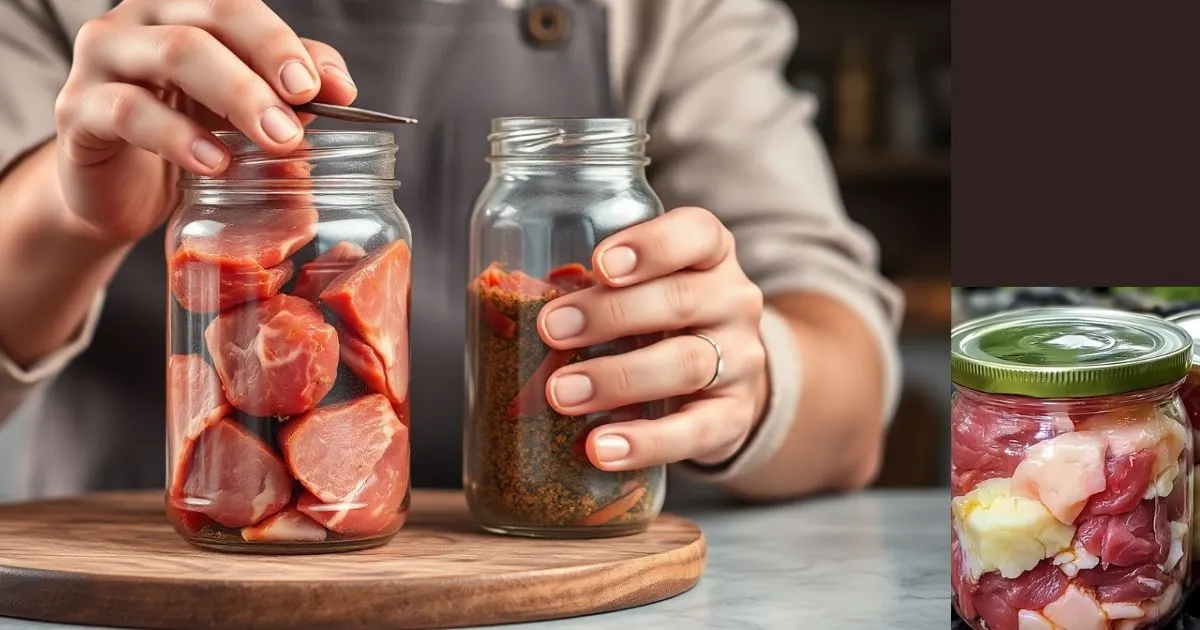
xmin=692 ymin=333 xmax=724 ymax=391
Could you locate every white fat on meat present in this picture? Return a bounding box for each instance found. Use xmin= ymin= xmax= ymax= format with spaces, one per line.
xmin=1142 ymin=461 xmax=1180 ymax=500
xmin=1052 ymin=543 xmax=1100 ymax=578
xmin=1101 ymin=602 xmax=1144 ymax=620
xmin=1076 ymin=407 xmax=1187 ymax=480
xmin=1114 ymin=581 xmax=1182 ymax=630
xmin=1161 ymin=521 xmax=1189 ymax=573
xmin=1016 ymin=610 xmax=1055 ymax=630
xmin=1011 ymin=432 xmax=1107 ymax=524
xmin=1042 ymin=585 xmax=1106 ymax=630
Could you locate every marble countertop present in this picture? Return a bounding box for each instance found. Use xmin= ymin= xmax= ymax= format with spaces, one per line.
xmin=0 ymin=488 xmax=949 ymax=630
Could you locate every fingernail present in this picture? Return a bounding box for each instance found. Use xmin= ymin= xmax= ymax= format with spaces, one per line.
xmin=191 ymin=138 xmax=225 ymax=170
xmin=599 ymin=246 xmax=638 ymax=280
xmin=595 ymin=434 xmax=631 ymax=463
xmin=544 ymin=306 xmax=585 ymax=340
xmin=552 ymin=374 xmax=594 ymax=407
xmin=280 ymin=61 xmax=316 ymax=96
xmin=322 ymin=64 xmax=356 ymax=89
xmin=261 ymin=107 xmax=300 ymax=143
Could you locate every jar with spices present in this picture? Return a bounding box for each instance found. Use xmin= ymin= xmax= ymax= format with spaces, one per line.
xmin=165 ymin=131 xmax=412 ymax=553
xmin=464 ymin=117 xmax=667 ymax=538
xmin=1167 ymin=310 xmax=1200 ymax=573
xmin=950 ymin=308 xmax=1194 ymax=630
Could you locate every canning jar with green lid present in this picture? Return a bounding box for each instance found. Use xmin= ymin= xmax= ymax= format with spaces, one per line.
xmin=1168 ymin=309 xmax=1200 ymax=572
xmin=950 ymin=307 xmax=1193 ymax=630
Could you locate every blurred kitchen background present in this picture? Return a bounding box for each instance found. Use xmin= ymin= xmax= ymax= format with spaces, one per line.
xmin=0 ymin=0 xmax=952 ymax=498
xmin=780 ymin=0 xmax=951 ymax=490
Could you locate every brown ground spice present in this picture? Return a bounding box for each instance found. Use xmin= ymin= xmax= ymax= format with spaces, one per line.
xmin=470 ymin=280 xmax=663 ymax=527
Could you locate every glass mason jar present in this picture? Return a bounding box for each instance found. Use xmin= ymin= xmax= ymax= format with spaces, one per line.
xmin=950 ymin=307 xmax=1194 ymax=630
xmin=1168 ymin=309 xmax=1200 ymax=571
xmin=165 ymin=131 xmax=412 ymax=553
xmin=464 ymin=117 xmax=667 ymax=538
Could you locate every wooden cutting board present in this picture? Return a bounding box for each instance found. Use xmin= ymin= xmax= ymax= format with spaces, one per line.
xmin=0 ymin=490 xmax=705 ymax=630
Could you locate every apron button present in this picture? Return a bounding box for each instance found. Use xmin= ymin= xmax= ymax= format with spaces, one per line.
xmin=525 ymin=2 xmax=571 ymax=47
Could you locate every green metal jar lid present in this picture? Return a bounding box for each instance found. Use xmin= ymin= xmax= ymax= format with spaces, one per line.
xmin=951 ymin=307 xmax=1192 ymax=398
xmin=1167 ymin=309 xmax=1200 ymax=365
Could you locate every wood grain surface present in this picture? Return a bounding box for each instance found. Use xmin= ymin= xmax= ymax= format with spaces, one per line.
xmin=0 ymin=490 xmax=705 ymax=629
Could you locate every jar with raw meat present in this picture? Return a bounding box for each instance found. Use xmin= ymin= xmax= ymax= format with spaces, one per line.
xmin=464 ymin=118 xmax=667 ymax=537
xmin=1167 ymin=309 xmax=1200 ymax=574
xmin=951 ymin=307 xmax=1194 ymax=630
xmin=165 ymin=131 xmax=412 ymax=553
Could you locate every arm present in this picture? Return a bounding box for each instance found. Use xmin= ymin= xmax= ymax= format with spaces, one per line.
xmin=638 ymin=0 xmax=904 ymax=498
xmin=0 ymin=0 xmax=114 ymax=420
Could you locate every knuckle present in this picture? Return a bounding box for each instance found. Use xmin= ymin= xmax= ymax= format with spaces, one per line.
xmin=73 ymin=18 xmax=110 ymax=56
xmin=53 ymin=86 xmax=80 ymax=131
xmin=741 ymin=283 xmax=765 ymax=314
xmin=608 ymin=361 xmax=636 ymax=398
xmin=159 ymin=25 xmax=208 ymax=67
xmin=203 ymin=0 xmax=241 ymax=22
xmin=666 ymin=275 xmax=698 ymax=320
xmin=602 ymin=295 xmax=629 ymax=330
xmin=105 ymin=88 xmax=139 ymax=136
xmin=261 ymin=27 xmax=302 ymax=56
xmin=689 ymin=418 xmax=718 ymax=459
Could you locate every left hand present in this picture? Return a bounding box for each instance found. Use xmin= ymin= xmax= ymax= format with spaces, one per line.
xmin=537 ymin=206 xmax=768 ymax=471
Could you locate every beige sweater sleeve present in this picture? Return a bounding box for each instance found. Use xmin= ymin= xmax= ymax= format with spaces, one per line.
xmin=606 ymin=0 xmax=905 ymax=482
xmin=0 ymin=0 xmax=109 ymax=422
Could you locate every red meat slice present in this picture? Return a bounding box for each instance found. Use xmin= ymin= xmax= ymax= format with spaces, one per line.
xmin=508 ymin=349 xmax=573 ymax=419
xmin=205 ymin=294 xmax=338 ymax=417
xmin=280 ymin=394 xmax=410 ymax=536
xmin=1075 ymin=563 xmax=1170 ymax=602
xmin=321 ymin=240 xmax=411 ymax=404
xmin=548 ymin=263 xmax=595 ymax=293
xmin=169 ymin=204 xmax=317 ymax=312
xmin=1077 ymin=449 xmax=1155 ymax=520
xmin=169 ymin=508 xmax=217 ymax=537
xmin=1075 ymin=499 xmax=1169 ymax=567
xmin=167 ymin=355 xmax=230 ymax=453
xmin=337 ymin=326 xmax=401 ymax=405
xmin=971 ymin=559 xmax=1069 ymax=630
xmin=171 ymin=258 xmax=295 ymax=313
xmin=950 ymin=402 xmax=1056 ymax=496
xmin=241 ymin=504 xmax=327 ymax=542
xmin=292 ymin=241 xmax=368 ymax=303
xmin=296 ymin=421 xmax=409 ymax=536
xmin=173 ymin=418 xmax=292 ymax=528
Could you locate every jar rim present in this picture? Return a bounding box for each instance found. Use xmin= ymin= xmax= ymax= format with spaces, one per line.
xmin=184 ymin=130 xmax=398 ymax=185
xmin=951 ymin=306 xmax=1193 ymax=398
xmin=488 ymin=117 xmax=648 ymax=161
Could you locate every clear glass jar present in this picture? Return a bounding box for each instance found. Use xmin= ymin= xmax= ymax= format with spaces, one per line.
xmin=950 ymin=308 xmax=1194 ymax=630
xmin=464 ymin=118 xmax=667 ymax=538
xmin=165 ymin=131 xmax=412 ymax=553
xmin=1168 ymin=310 xmax=1200 ymax=570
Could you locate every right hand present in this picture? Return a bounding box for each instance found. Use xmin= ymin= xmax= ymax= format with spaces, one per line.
xmin=52 ymin=0 xmax=358 ymax=246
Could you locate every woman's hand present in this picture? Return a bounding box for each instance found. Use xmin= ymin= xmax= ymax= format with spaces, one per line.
xmin=53 ymin=0 xmax=357 ymax=245
xmin=538 ymin=206 xmax=769 ymax=470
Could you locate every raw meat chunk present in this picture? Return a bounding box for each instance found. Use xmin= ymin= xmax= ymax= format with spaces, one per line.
xmin=1075 ymin=499 xmax=1169 ymax=567
xmin=169 ymin=204 xmax=317 ymax=312
xmin=167 ymin=355 xmax=232 ymax=495
xmin=241 ymin=504 xmax=327 ymax=542
xmin=170 ymin=258 xmax=294 ymax=313
xmin=1077 ymin=449 xmax=1155 ymax=520
xmin=951 ymin=402 xmax=1057 ymax=495
xmin=474 ymin=262 xmax=555 ymax=298
xmin=1075 ymin=563 xmax=1169 ymax=602
xmin=280 ymin=394 xmax=410 ymax=535
xmin=1041 ymin=585 xmax=1105 ymax=630
xmin=174 ymin=418 xmax=292 ymax=528
xmin=205 ymin=294 xmax=339 ymax=417
xmin=292 ymin=241 xmax=367 ymax=303
xmin=321 ymin=240 xmax=411 ymax=403
xmin=1075 ymin=404 xmax=1187 ymax=479
xmin=1011 ymin=432 xmax=1106 ymax=524
xmin=337 ymin=326 xmax=400 ymax=404
xmin=971 ymin=559 xmax=1069 ymax=630
xmin=481 ymin=300 xmax=517 ymax=338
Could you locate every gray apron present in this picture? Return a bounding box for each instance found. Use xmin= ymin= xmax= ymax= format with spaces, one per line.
xmin=24 ymin=0 xmax=615 ymax=496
